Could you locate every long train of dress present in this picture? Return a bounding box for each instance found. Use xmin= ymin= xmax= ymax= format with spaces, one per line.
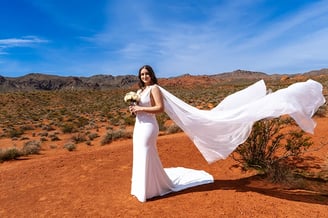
xmin=131 ymin=79 xmax=325 ymax=202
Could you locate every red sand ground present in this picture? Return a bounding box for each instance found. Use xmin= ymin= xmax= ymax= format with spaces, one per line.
xmin=0 ymin=118 xmax=328 ymax=217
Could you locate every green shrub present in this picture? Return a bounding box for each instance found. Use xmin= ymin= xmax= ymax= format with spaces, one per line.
xmin=233 ymin=117 xmax=313 ymax=182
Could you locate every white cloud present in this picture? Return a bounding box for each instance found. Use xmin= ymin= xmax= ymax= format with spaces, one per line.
xmin=0 ymin=36 xmax=48 ymax=54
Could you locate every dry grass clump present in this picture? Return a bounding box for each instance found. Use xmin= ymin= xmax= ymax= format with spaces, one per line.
xmin=88 ymin=132 xmax=99 ymax=141
xmin=101 ymin=129 xmax=132 ymax=146
xmin=71 ymin=133 xmax=87 ymax=144
xmin=0 ymin=147 xmax=21 ymax=162
xmin=21 ymin=140 xmax=41 ymax=155
xmin=165 ymin=124 xmax=182 ymax=134
xmin=0 ymin=140 xmax=41 ymax=162
xmin=63 ymin=143 xmax=76 ymax=151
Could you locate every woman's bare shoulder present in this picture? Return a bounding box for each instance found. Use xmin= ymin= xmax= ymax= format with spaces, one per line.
xmin=151 ymin=84 xmax=162 ymax=93
xmin=151 ymin=84 xmax=160 ymax=89
xmin=150 ymin=85 xmax=163 ymax=97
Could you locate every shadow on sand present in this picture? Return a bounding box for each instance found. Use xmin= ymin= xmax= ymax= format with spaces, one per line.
xmin=151 ymin=175 xmax=328 ymax=205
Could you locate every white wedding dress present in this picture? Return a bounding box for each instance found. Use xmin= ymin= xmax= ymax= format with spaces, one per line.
xmin=131 ymin=85 xmax=214 ymax=202
xmin=131 ymin=79 xmax=325 ymax=202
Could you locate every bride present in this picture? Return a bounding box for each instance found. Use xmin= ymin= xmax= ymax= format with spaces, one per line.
xmin=129 ymin=65 xmax=325 ymax=202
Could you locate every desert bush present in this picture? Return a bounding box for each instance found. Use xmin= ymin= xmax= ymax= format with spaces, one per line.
xmin=40 ymin=137 xmax=48 ymax=142
xmin=108 ymin=116 xmax=120 ymax=126
xmin=315 ymin=103 xmax=327 ymax=117
xmin=8 ymin=128 xmax=24 ymax=138
xmin=63 ymin=143 xmax=76 ymax=151
xmin=74 ymin=116 xmax=89 ymax=128
xmin=0 ymin=147 xmax=21 ymax=162
xmin=22 ymin=140 xmax=41 ymax=155
xmin=20 ymin=136 xmax=30 ymax=140
xmin=42 ymin=125 xmax=56 ymax=131
xmin=123 ymin=115 xmax=135 ymax=125
xmin=101 ymin=129 xmax=128 ymax=145
xmin=166 ymin=124 xmax=182 ymax=134
xmin=233 ymin=117 xmax=313 ymax=182
xmin=20 ymin=125 xmax=35 ymax=131
xmin=61 ymin=123 xmax=77 ymax=133
xmin=101 ymin=132 xmax=112 ymax=145
xmin=88 ymin=132 xmax=99 ymax=141
xmin=157 ymin=113 xmax=169 ymax=131
xmin=72 ymin=133 xmax=87 ymax=143
xmin=38 ymin=132 xmax=48 ymax=137
xmin=49 ymin=134 xmax=61 ymax=141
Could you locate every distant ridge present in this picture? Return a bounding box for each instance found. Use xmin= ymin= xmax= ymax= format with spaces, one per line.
xmin=0 ymin=68 xmax=327 ymax=92
xmin=211 ymin=69 xmax=269 ymax=79
xmin=0 ymin=73 xmax=139 ymax=92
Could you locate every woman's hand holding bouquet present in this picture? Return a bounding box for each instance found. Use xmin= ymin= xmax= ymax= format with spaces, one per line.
xmin=124 ymin=91 xmax=140 ymax=115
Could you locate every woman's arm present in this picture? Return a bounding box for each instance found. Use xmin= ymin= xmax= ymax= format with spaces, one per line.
xmin=131 ymin=86 xmax=164 ymax=114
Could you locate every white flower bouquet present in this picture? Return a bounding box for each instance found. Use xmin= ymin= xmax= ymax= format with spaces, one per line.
xmin=124 ymin=91 xmax=140 ymax=105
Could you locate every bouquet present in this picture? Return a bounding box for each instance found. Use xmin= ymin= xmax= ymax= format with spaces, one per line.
xmin=124 ymin=91 xmax=140 ymax=106
xmin=124 ymin=91 xmax=140 ymax=116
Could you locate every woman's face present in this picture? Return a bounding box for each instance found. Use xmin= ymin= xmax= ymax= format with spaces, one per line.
xmin=140 ymin=68 xmax=152 ymax=86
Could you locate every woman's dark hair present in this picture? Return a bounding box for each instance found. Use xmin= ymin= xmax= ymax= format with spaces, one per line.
xmin=138 ymin=65 xmax=158 ymax=88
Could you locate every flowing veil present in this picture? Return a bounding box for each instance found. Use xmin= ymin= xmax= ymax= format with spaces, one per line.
xmin=158 ymin=79 xmax=325 ymax=164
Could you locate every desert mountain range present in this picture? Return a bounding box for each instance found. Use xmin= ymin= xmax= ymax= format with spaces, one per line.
xmin=0 ymin=68 xmax=327 ymax=92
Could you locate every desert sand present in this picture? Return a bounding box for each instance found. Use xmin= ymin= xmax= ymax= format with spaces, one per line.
xmin=0 ymin=117 xmax=327 ymax=217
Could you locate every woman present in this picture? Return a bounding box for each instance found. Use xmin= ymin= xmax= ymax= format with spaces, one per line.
xmin=129 ymin=65 xmax=325 ymax=202
xmin=129 ymin=65 xmax=213 ymax=202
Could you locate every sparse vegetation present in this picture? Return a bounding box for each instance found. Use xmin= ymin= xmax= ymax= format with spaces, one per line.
xmin=233 ymin=117 xmax=314 ymax=183
xmin=0 ymin=72 xmax=327 ymax=193
xmin=0 ymin=140 xmax=41 ymax=162
xmin=1 ymin=71 xmax=327 ymax=217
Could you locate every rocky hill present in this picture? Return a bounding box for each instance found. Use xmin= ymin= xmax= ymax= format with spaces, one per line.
xmin=0 ymin=73 xmax=139 ymax=92
xmin=0 ymin=68 xmax=327 ymax=92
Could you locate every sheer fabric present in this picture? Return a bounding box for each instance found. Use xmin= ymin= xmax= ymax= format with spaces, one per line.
xmin=160 ymin=79 xmax=325 ymax=163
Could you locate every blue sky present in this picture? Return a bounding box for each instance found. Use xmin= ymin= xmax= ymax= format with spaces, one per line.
xmin=0 ymin=0 xmax=328 ymax=78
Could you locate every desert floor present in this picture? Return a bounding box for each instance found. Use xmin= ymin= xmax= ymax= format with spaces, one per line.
xmin=1 ymin=117 xmax=328 ymax=217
